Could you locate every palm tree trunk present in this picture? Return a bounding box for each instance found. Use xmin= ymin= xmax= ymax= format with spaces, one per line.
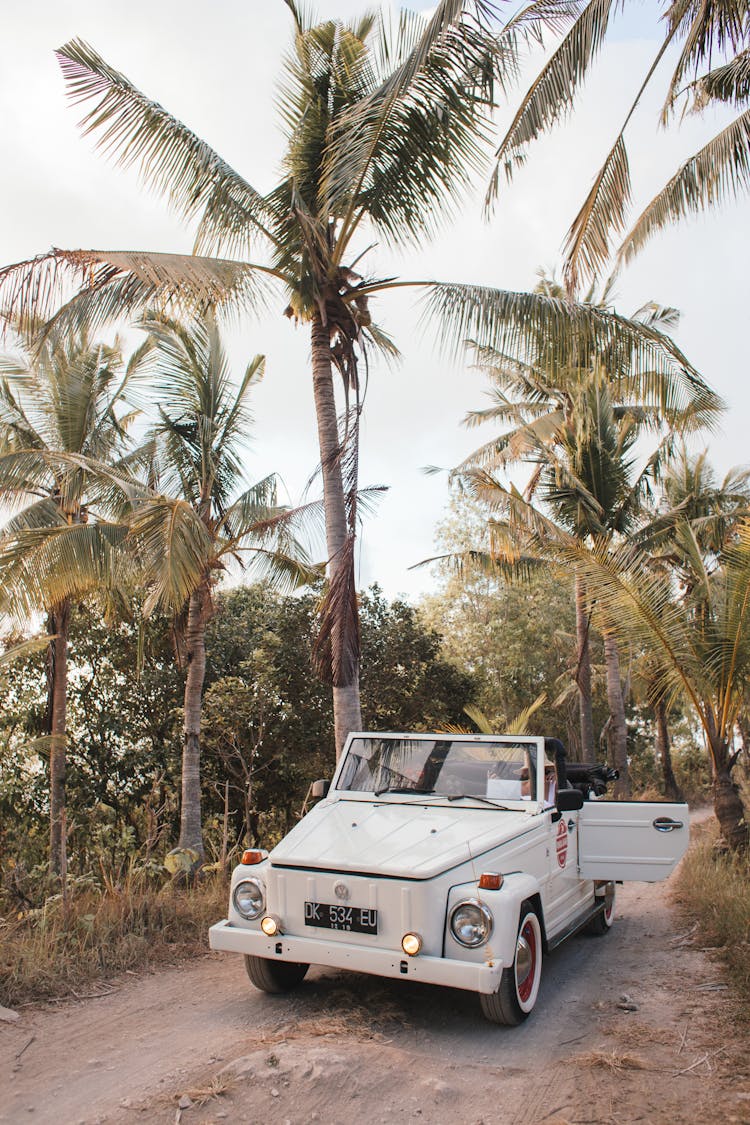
xmin=603 ymin=631 xmax=630 ymax=798
xmin=706 ymin=724 xmax=748 ymax=851
xmin=575 ymin=573 xmax=595 ymax=761
xmin=48 ymin=598 xmax=70 ymax=877
xmin=712 ymin=766 xmax=748 ymax=851
xmin=655 ymin=697 xmax=683 ymax=801
xmin=310 ymin=310 xmax=362 ymax=758
xmin=179 ymin=586 xmax=208 ymax=858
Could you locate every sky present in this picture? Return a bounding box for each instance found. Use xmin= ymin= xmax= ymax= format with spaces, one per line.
xmin=1 ymin=1 xmax=747 ymax=600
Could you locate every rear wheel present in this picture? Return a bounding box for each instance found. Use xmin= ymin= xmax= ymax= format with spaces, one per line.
xmin=586 ymin=882 xmax=616 ymax=936
xmin=244 ymin=955 xmax=309 ymax=993
xmin=480 ymin=906 xmax=543 ymax=1025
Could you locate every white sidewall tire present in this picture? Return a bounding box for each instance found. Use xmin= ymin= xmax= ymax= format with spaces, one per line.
xmin=515 ymin=910 xmax=542 ymax=1014
xmin=602 ymin=883 xmax=616 ymax=928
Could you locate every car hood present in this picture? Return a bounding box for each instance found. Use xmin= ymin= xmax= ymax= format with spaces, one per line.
xmin=269 ymin=798 xmax=534 ymax=879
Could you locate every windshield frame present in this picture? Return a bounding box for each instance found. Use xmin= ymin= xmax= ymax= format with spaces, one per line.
xmin=330 ymin=732 xmax=546 ymax=811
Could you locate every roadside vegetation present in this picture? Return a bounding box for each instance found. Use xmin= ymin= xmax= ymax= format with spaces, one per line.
xmin=673 ymin=815 xmax=750 ymax=1011
xmin=0 ymin=866 xmax=227 ymax=1008
xmin=1 ymin=0 xmax=749 ymax=1007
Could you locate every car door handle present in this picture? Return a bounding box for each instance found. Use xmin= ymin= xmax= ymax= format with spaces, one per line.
xmin=653 ymin=817 xmax=683 ymax=832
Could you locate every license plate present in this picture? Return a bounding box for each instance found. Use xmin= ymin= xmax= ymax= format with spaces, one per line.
xmin=304 ymin=901 xmax=378 ymax=934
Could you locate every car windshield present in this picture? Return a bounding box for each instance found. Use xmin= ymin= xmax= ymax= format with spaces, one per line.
xmin=336 ymin=736 xmax=541 ymax=802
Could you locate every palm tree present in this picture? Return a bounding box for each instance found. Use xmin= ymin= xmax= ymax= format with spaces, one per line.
xmin=453 ymin=281 xmax=718 ymax=792
xmin=0 ymin=2 xmax=719 ymax=758
xmin=490 ymin=1 xmax=750 ymax=290
xmin=131 ymin=311 xmax=315 ymax=859
xmin=0 ymin=325 xmax=147 ymax=874
xmin=561 ymin=529 xmax=750 ymax=851
xmin=635 ymin=444 xmax=750 ymax=800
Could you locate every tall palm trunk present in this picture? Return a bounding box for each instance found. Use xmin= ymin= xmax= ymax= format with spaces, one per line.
xmin=180 ymin=584 xmax=208 ymax=857
xmin=575 ymin=573 xmax=595 ymax=761
xmin=603 ymin=631 xmax=630 ymax=797
xmin=655 ymin=697 xmax=682 ymax=801
xmin=47 ymin=598 xmax=71 ymax=876
xmin=310 ymin=311 xmax=362 ymax=758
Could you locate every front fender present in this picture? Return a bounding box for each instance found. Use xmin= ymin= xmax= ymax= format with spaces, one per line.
xmin=444 ymin=872 xmax=543 ymax=968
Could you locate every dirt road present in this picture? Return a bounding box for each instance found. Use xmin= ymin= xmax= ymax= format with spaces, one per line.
xmin=1 ymin=828 xmax=748 ymax=1125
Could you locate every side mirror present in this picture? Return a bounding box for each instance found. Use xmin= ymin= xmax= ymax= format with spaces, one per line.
xmin=311 ymin=778 xmax=331 ymax=800
xmin=556 ymin=787 xmax=584 ymax=812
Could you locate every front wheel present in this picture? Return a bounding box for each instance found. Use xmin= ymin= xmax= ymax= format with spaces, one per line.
xmin=244 ymin=955 xmax=309 ymax=993
xmin=586 ymin=882 xmax=616 ymax=936
xmin=480 ymin=907 xmax=543 ymax=1026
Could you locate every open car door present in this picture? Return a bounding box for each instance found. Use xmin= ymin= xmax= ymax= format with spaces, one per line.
xmin=578 ymin=801 xmax=689 ymax=882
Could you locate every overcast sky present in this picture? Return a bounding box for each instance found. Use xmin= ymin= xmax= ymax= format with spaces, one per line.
xmin=1 ymin=1 xmax=746 ymax=599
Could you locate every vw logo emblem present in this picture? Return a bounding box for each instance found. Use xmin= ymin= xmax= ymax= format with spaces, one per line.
xmin=333 ymin=881 xmax=350 ymax=901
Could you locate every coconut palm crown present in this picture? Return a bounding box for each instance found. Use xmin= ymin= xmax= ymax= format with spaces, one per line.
xmin=0 ymin=324 xmax=149 ymax=873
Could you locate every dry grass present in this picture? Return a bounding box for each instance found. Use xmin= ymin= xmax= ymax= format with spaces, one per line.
xmin=572 ymin=1049 xmax=647 ymax=1073
xmin=259 ymin=979 xmax=411 ymax=1045
xmin=672 ymin=819 xmax=750 ymax=1010
xmin=0 ymin=871 xmax=228 ymax=1008
xmin=180 ymin=1075 xmax=234 ymax=1106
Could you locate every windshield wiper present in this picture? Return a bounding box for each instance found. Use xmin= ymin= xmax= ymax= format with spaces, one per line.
xmin=373 ymin=786 xmax=437 ymax=797
xmin=446 ymin=793 xmax=513 ymax=810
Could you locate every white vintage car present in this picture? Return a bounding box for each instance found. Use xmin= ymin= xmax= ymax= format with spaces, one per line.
xmin=209 ymin=733 xmax=689 ymax=1025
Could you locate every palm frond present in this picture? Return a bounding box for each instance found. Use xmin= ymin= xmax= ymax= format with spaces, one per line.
xmin=0 ymin=250 xmax=277 ymax=341
xmin=617 ymin=109 xmax=750 ymax=268
xmin=559 ymin=537 xmax=709 ymax=722
xmin=682 ymin=49 xmax=750 ymax=111
xmin=504 ymin=692 xmax=548 ymax=735
xmin=127 ymin=496 xmax=215 ymax=615
xmin=0 ymin=633 xmax=56 ymax=670
xmin=662 ymin=2 xmax=749 ymax=116
xmin=240 ymin=545 xmax=320 ymax=593
xmin=325 ymin=0 xmax=504 ymax=252
xmin=564 ymin=135 xmax=631 ymax=292
xmin=487 ymin=0 xmax=619 ymax=206
xmin=56 ymin=39 xmax=276 ymax=258
xmin=0 ymin=521 xmax=129 ymax=620
xmin=423 ymin=282 xmax=723 ymax=425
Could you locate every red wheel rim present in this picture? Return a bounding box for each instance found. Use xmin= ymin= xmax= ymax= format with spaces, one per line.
xmin=516 ymin=919 xmax=537 ymax=1003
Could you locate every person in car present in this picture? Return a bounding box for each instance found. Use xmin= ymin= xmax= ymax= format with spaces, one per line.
xmin=519 ymin=758 xmax=557 ymax=806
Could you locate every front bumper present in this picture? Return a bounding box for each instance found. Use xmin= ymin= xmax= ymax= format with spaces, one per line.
xmin=209 ymin=919 xmax=505 ymax=995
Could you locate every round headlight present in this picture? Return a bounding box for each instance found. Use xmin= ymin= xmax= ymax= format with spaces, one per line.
xmin=450 ymin=900 xmax=493 ymax=948
xmin=233 ymin=878 xmax=265 ymax=920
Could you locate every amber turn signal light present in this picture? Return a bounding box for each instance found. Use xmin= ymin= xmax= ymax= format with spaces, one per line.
xmin=241 ymin=849 xmax=266 ymax=865
xmin=478 ymin=872 xmax=503 ymax=891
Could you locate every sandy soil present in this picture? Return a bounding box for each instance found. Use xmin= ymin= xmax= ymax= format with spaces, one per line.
xmin=1 ymin=817 xmax=748 ymax=1125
